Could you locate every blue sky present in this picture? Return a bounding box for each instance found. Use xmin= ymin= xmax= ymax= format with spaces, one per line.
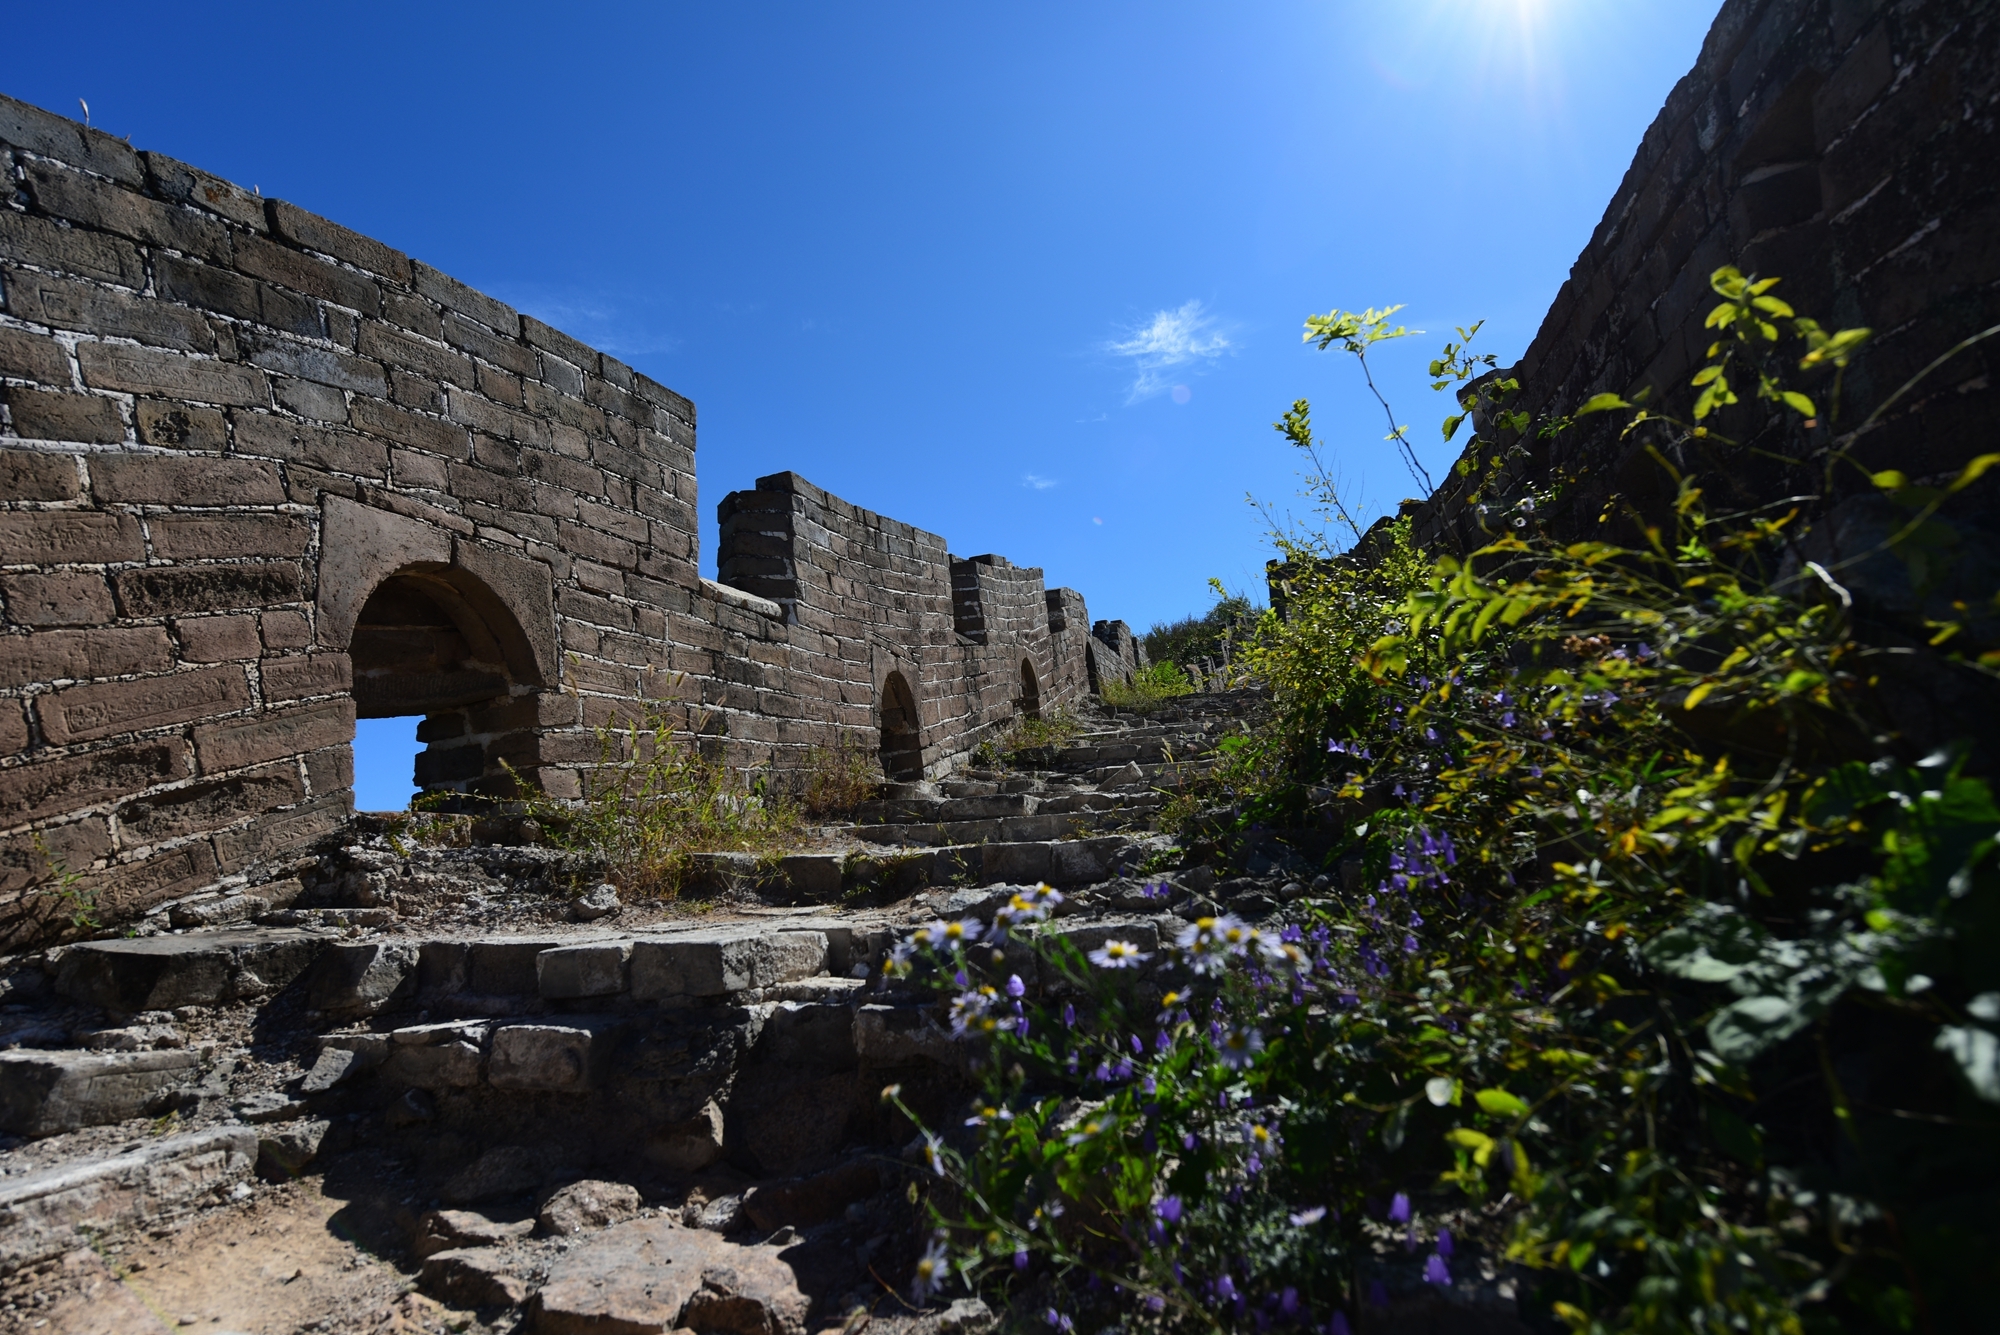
xmin=12 ymin=1 xmax=1719 ymax=806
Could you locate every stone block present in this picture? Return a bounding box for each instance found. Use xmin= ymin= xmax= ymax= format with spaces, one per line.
xmin=420 ymin=1247 xmax=533 ymax=1309
xmin=191 ymin=698 xmax=354 ymax=773
xmin=0 ymin=207 xmax=146 ymax=288
xmin=0 ymin=738 xmax=189 ymax=826
xmin=114 ymin=563 xmax=304 ymax=619
xmin=0 ymin=1125 xmax=255 ymax=1272
xmin=645 ymin=1100 xmax=726 ymax=1172
xmin=0 ymin=447 xmax=81 ymax=500
xmin=119 ymin=764 xmax=302 ymax=842
xmin=239 ymin=330 xmax=389 ymax=396
xmin=54 ymin=928 xmax=329 ymax=1011
xmin=538 ymin=1179 xmax=641 ymax=1236
xmin=141 ymin=150 xmax=267 ymax=230
xmin=38 ymin=664 xmax=251 ymax=745
xmin=75 ymin=341 xmax=268 ymax=406
xmin=487 ymin=1018 xmax=621 ymax=1091
xmin=0 ymin=629 xmax=171 ymax=692
xmin=91 ymin=452 xmax=286 ymax=506
xmin=7 ymin=268 xmax=215 ymax=352
xmin=256 ymin=1117 xmax=331 ymax=1177
xmin=307 ymin=939 xmax=421 ymax=1014
xmin=268 ymin=198 xmax=413 ymax=283
xmin=260 ymin=652 xmax=351 ymax=701
xmin=740 ymin=1160 xmax=880 ymax=1232
xmin=779 ymin=853 xmax=843 ymax=902
xmin=1 ymin=570 xmax=115 ymax=626
xmin=350 ymin=394 xmax=470 ymax=457
xmin=233 ymin=231 xmax=381 ymax=315
xmin=173 ymin=614 xmax=263 ymax=662
xmin=0 ymin=388 xmax=124 ymax=444
xmin=385 ymin=1021 xmax=487 ymax=1089
xmin=0 ymin=93 xmax=145 ymax=184
xmin=20 ymin=159 xmax=226 ymax=261
xmin=0 ymin=1047 xmax=200 ymax=1135
xmin=853 ymin=1004 xmax=957 ymax=1065
xmin=531 ymin=1217 xmax=809 ymax=1335
xmin=413 ymin=1208 xmax=535 ymax=1258
xmin=628 ymin=930 xmax=827 ymax=999
xmin=463 ymin=936 xmax=563 ymax=995
xmin=536 ymin=941 xmax=632 ymax=998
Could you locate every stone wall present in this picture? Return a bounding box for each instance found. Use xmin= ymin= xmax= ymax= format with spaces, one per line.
xmin=1380 ymin=0 xmax=1998 ymax=555
xmin=0 ymin=93 xmax=1112 ymax=947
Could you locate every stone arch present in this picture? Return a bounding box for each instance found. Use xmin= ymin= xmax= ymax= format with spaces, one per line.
xmin=318 ymin=497 xmax=557 ymax=803
xmin=878 ymin=670 xmax=924 ymax=782
xmin=1019 ymin=658 xmax=1042 ymax=720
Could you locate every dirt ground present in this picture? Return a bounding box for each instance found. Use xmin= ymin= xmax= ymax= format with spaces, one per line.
xmin=0 ymin=1153 xmax=493 ymax=1335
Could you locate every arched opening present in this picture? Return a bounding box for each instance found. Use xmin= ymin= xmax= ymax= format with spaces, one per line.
xmin=350 ymin=564 xmax=545 ymax=809
xmin=878 ymin=671 xmax=924 ymax=782
xmin=1018 ymin=658 xmax=1042 ymax=720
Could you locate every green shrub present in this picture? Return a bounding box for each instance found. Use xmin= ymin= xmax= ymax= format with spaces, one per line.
xmin=1102 ymin=661 xmax=1198 ymax=710
xmin=885 ymin=270 xmax=2000 ymax=1334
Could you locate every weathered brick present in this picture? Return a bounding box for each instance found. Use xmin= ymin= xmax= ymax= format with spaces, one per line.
xmin=260 ymin=609 xmax=311 ymax=651
xmin=76 ymin=343 xmax=269 ymax=407
xmin=91 ymin=453 xmax=285 ymax=505
xmin=3 ymin=269 xmax=214 ymax=352
xmin=1 ymin=571 xmax=115 ymax=627
xmin=131 ymin=400 xmax=228 ymax=451
xmin=519 ymin=316 xmax=599 ymax=374
xmin=174 ymin=613 xmax=263 ymax=663
xmin=411 ymin=261 xmax=516 ymax=332
xmin=0 ymin=738 xmax=190 ymax=825
xmin=267 ymin=199 xmax=413 ymax=284
xmin=390 ymin=448 xmax=450 ymax=490
xmin=2 ymin=388 xmax=124 ymax=444
xmin=381 ymin=291 xmax=442 ymax=340
xmin=84 ymin=840 xmax=218 ymax=920
xmin=260 ymin=652 xmax=350 ymax=701
xmin=20 ymin=159 xmax=229 ymax=262
xmin=0 ymin=626 xmax=172 ymax=688
xmin=237 ymin=331 xmax=387 ymax=396
xmin=193 ymin=699 xmax=353 ymax=773
xmin=149 ymin=514 xmax=309 ymax=561
xmin=537 ymin=352 xmax=584 ymax=398
xmin=39 ymin=664 xmax=251 ymax=745
xmin=112 ymin=563 xmax=303 ymax=618
xmin=303 ymin=743 xmax=352 ymax=797
xmin=213 ymin=791 xmax=348 ymax=871
xmin=116 ymin=761 xmax=304 ymax=843
xmin=356 ymin=321 xmax=473 ymax=386
xmin=389 ymin=370 xmax=445 ymax=414
xmin=0 ymin=210 xmax=145 ymax=287
xmin=0 ymin=93 xmax=145 ymax=184
xmin=231 ymin=412 xmax=387 ymax=479
xmin=349 ymin=395 xmax=469 ymax=458
xmin=0 ymin=448 xmax=80 ymax=500
xmin=0 ymin=700 xmax=23 ymax=755
xmin=234 ymin=232 xmax=381 ymax=316
xmin=141 ymin=151 xmax=268 ymax=231
xmin=273 ymin=377 xmax=349 ymax=422
xmin=0 ymin=326 xmax=72 ymax=386
xmin=441 ymin=311 xmax=536 ymax=377
xmin=0 ymin=511 xmax=143 ymax=564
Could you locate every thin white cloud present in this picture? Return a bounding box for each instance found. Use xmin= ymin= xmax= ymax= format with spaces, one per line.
xmin=1022 ymin=474 xmax=1059 ymax=490
xmin=1105 ymin=300 xmax=1233 ymax=404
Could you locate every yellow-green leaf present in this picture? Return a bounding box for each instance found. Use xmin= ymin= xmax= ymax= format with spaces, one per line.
xmin=1683 ymin=681 xmax=1718 ymax=711
xmin=1870 ymin=469 xmax=1908 ymax=491
xmin=1475 ymin=1088 xmax=1530 ymax=1118
xmin=1575 ymin=393 xmax=1630 ymax=416
xmin=1780 ymin=390 xmax=1816 ymax=417
xmin=1947 ymin=452 xmax=2000 ymax=494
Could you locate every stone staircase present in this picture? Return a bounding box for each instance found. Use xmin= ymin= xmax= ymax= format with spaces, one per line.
xmin=0 ymin=690 xmax=1268 ymax=1334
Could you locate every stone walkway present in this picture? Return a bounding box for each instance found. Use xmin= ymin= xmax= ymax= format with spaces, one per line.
xmin=0 ymin=692 xmax=1277 ymax=1335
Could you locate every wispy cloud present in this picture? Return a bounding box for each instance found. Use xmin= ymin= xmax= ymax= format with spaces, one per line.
xmin=1022 ymin=474 xmax=1059 ymax=490
xmin=488 ymin=285 xmax=683 ymax=359
xmin=1105 ymin=300 xmax=1233 ymax=404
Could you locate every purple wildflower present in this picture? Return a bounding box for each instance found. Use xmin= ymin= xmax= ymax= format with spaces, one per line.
xmin=1424 ymin=1254 xmax=1450 ymax=1286
xmin=1388 ymin=1192 xmax=1411 ymax=1223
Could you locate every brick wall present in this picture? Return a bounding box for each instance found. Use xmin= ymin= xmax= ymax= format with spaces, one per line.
xmin=0 ymin=95 xmax=1115 ymax=947
xmin=1378 ymin=0 xmax=1999 ymax=557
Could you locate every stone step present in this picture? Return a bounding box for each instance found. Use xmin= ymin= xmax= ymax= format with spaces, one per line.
xmin=51 ymin=927 xmax=336 ymax=1013
xmin=848 ymin=811 xmax=1084 ymax=847
xmin=0 ymin=1125 xmax=257 ymax=1271
xmin=851 ymin=792 xmax=1042 ymax=824
xmin=0 ymin=1047 xmax=205 ymax=1136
